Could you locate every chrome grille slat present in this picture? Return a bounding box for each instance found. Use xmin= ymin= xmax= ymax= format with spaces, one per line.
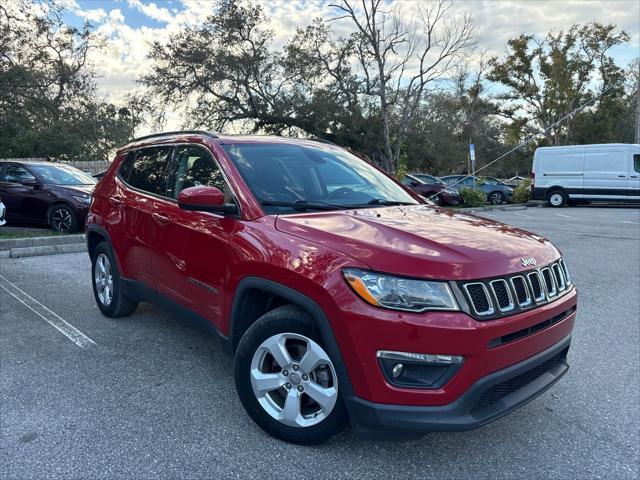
xmin=510 ymin=276 xmax=532 ymax=307
xmin=460 ymin=260 xmax=572 ymax=320
xmin=489 ymin=279 xmax=515 ymax=312
xmin=552 ymin=264 xmax=566 ymax=291
xmin=541 ymin=267 xmax=557 ymax=297
xmin=527 ymin=271 xmax=545 ymax=302
xmin=463 ymin=283 xmax=494 ymax=316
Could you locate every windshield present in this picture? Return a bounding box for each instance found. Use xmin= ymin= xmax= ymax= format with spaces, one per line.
xmin=30 ymin=164 xmax=97 ymax=186
xmin=223 ymin=143 xmax=418 ymax=214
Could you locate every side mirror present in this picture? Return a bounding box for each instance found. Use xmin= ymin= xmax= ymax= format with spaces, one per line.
xmin=21 ymin=178 xmax=38 ymax=187
xmin=178 ymin=186 xmax=238 ymax=215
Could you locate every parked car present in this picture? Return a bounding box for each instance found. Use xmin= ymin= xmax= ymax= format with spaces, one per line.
xmin=441 ymin=175 xmax=514 ymax=204
xmin=93 ymin=170 xmax=108 ymax=181
xmin=0 ymin=197 xmax=6 ymax=226
xmin=87 ymin=131 xmax=577 ymax=444
xmin=401 ymin=173 xmax=461 ymax=206
xmin=531 ymin=143 xmax=640 ymax=207
xmin=0 ymin=160 xmax=96 ymax=232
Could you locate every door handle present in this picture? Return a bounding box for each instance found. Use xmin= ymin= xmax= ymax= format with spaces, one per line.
xmin=152 ymin=212 xmax=171 ymax=225
xmin=109 ymin=195 xmax=123 ymax=206
xmin=618 ymin=175 xmax=626 ymax=178
xmin=630 ymin=175 xmax=638 ymax=179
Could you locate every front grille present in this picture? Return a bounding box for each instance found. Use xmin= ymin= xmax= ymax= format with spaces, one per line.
xmin=459 ymin=260 xmax=572 ymax=320
xmin=471 ymin=348 xmax=568 ymax=414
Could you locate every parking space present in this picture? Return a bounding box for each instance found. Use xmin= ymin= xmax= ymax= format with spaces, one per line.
xmin=1 ymin=207 xmax=638 ymax=479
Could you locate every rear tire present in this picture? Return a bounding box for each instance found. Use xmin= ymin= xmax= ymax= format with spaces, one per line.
xmin=91 ymin=242 xmax=138 ymax=317
xmin=547 ymin=189 xmax=568 ymax=207
xmin=234 ymin=305 xmax=348 ymax=445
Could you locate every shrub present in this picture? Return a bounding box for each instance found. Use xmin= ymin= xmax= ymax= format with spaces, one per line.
xmin=512 ymin=178 xmax=532 ymax=204
xmin=395 ymin=163 xmax=407 ymax=182
xmin=459 ymin=187 xmax=486 ymax=207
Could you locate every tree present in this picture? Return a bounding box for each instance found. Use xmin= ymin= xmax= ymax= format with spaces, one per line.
xmin=330 ymin=0 xmax=474 ymax=172
xmin=488 ymin=23 xmax=630 ymax=146
xmin=0 ymin=1 xmax=143 ymax=160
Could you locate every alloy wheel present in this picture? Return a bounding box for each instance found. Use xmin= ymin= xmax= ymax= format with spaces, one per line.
xmin=489 ymin=192 xmax=504 ymax=205
xmin=52 ymin=207 xmax=73 ymax=232
xmin=94 ymin=253 xmax=114 ymax=306
xmin=250 ymin=333 xmax=338 ymax=428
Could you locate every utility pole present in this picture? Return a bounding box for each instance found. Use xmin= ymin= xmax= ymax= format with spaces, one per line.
xmin=635 ymin=74 xmax=640 ymax=144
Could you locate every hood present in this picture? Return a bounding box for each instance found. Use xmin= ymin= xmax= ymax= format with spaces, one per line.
xmin=53 ymin=184 xmax=95 ymax=196
xmin=275 ymin=205 xmax=559 ymax=280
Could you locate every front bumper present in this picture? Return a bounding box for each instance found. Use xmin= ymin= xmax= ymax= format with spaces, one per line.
xmin=347 ymin=334 xmax=570 ymax=440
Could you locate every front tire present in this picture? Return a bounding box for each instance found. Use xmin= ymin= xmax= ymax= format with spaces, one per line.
xmin=234 ymin=305 xmax=348 ymax=444
xmin=91 ymin=242 xmax=138 ymax=317
xmin=547 ymin=189 xmax=568 ymax=207
xmin=488 ymin=191 xmax=505 ymax=205
xmin=49 ymin=204 xmax=78 ymax=232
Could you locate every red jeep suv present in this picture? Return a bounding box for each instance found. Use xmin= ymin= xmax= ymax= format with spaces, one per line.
xmin=86 ymin=131 xmax=577 ymax=444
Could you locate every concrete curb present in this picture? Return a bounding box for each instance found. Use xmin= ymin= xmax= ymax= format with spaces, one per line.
xmin=0 ymin=234 xmax=84 ymax=251
xmin=459 ymin=204 xmax=528 ymax=213
xmin=8 ymin=243 xmax=87 ymax=258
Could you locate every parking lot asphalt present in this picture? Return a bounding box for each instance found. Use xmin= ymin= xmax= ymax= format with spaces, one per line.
xmin=1 ymin=206 xmax=639 ymax=480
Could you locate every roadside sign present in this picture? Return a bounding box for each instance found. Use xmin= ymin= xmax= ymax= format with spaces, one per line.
xmin=470 ymin=144 xmax=476 ymax=187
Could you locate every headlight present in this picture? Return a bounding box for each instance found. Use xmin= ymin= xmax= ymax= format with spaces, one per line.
xmin=343 ymin=268 xmax=459 ymax=312
xmin=72 ymin=195 xmax=91 ymax=204
xmin=444 ymin=189 xmax=457 ymax=195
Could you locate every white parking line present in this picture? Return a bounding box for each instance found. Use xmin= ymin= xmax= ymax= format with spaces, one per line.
xmin=555 ymin=213 xmax=571 ymax=218
xmin=618 ymin=220 xmax=638 ymax=224
xmin=0 ymin=275 xmax=96 ymax=348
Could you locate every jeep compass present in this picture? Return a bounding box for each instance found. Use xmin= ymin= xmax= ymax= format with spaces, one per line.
xmin=86 ymin=131 xmax=577 ymax=444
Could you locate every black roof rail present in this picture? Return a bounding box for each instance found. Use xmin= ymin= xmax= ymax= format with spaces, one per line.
xmin=130 ymin=130 xmax=219 ymax=143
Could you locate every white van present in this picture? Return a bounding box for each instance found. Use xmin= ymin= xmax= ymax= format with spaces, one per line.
xmin=531 ymin=144 xmax=640 ymax=207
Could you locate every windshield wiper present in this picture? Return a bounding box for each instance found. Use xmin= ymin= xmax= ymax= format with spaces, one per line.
xmin=260 ymin=200 xmax=349 ymax=211
xmin=365 ymin=199 xmax=416 ymax=206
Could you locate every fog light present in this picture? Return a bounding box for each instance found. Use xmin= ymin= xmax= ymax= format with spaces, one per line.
xmin=377 ymin=350 xmax=464 ymax=389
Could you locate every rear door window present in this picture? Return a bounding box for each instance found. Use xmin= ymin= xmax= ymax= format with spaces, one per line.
xmin=125 ymin=147 xmax=172 ymax=196
xmin=634 ymin=154 xmax=640 ymax=173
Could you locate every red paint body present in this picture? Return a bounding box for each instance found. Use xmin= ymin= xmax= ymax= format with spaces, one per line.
xmin=88 ymin=133 xmax=577 ymax=408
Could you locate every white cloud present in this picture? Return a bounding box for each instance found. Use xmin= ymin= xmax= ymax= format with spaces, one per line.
xmin=127 ymin=0 xmax=175 ymax=23
xmin=77 ymin=8 xmax=107 ymax=23
xmin=70 ymin=0 xmax=639 ymax=134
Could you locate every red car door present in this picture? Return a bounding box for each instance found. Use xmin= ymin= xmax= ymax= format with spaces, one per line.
xmin=150 ymin=144 xmax=239 ymax=331
xmin=110 ymin=147 xmax=173 ymax=289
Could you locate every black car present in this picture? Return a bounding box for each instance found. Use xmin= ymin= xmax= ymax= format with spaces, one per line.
xmin=0 ymin=161 xmax=96 ymax=232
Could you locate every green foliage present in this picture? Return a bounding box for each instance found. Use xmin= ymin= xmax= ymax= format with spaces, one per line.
xmin=0 ymin=2 xmax=144 ymax=160
xmin=459 ymin=187 xmax=486 ymax=207
xmin=512 ymin=178 xmax=532 ymax=204
xmin=395 ymin=163 xmax=407 ymax=182
xmin=488 ymin=23 xmax=631 ymax=146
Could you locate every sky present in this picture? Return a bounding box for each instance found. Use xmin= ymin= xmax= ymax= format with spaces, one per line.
xmin=61 ymin=0 xmax=640 ymax=131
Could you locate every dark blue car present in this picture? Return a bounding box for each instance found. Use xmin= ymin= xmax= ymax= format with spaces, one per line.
xmin=440 ymin=175 xmax=513 ymax=205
